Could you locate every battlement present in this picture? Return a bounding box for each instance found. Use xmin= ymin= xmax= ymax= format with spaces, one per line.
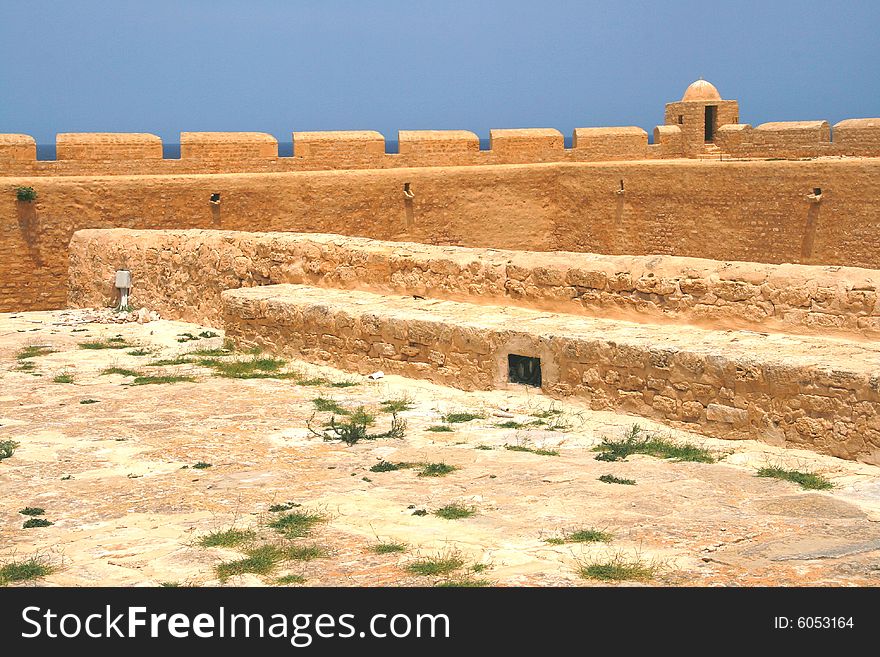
xmin=180 ymin=132 xmax=277 ymax=160
xmin=56 ymin=132 xmax=163 ymax=161
xmin=1 ymin=80 xmax=878 ymax=176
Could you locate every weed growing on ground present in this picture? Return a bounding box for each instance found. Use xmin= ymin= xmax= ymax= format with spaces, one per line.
xmin=594 ymin=424 xmax=715 ymax=463
xmin=756 ymin=466 xmax=832 ymax=490
xmin=434 ymin=503 xmax=476 ymax=520
xmin=598 ymin=474 xmax=636 ymax=485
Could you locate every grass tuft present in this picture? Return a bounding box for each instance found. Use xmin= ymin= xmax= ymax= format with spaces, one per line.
xmin=130 ymin=375 xmax=196 ymax=386
xmin=79 ymin=339 xmax=130 ymax=350
xmin=275 ymin=574 xmax=306 ymax=585
xmin=504 ymin=444 xmax=559 ymax=457
xmin=578 ymin=553 xmax=656 ymax=582
xmin=192 ymin=462 xmax=212 ymax=469
xmin=268 ymin=502 xmax=301 ymax=513
xmin=0 ymin=439 xmax=19 ymax=460
xmin=380 ymin=397 xmax=413 ymax=413
xmin=405 ymin=552 xmax=465 ymax=576
xmin=434 ymin=502 xmax=476 ymax=520
xmin=79 ymin=399 xmax=99 ymax=404
xmin=198 ymin=528 xmax=255 ymax=548
xmin=101 ymin=367 xmax=141 ymax=377
xmin=17 ymin=346 xmax=56 ymax=360
xmin=267 ymin=510 xmax=325 ymax=538
xmin=23 ymin=518 xmax=54 ymax=529
xmin=417 ymin=462 xmax=457 ymax=477
xmin=369 ymin=460 xmax=417 ymax=473
xmin=52 ymin=373 xmax=74 ymax=383
xmin=216 ymin=545 xmax=282 ymax=581
xmin=285 ymin=544 xmax=330 ymax=561
xmin=370 ymin=541 xmax=407 ymax=555
xmin=545 ymin=528 xmax=612 ymax=545
xmin=434 ymin=578 xmax=492 ymax=587
xmin=19 ymin=507 xmax=45 ymax=516
xmin=312 ymin=397 xmax=349 ymax=415
xmin=426 ymin=425 xmax=454 ymax=432
xmin=598 ymin=474 xmax=636 ymax=486
xmin=0 ymin=556 xmax=53 ymax=584
xmin=442 ymin=412 xmax=484 ymax=423
xmin=756 ymin=466 xmax=832 ymax=490
xmin=593 ymin=424 xmax=715 ymax=463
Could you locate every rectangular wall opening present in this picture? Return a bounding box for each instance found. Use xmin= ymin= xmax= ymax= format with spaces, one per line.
xmin=508 ymin=354 xmax=542 ymax=387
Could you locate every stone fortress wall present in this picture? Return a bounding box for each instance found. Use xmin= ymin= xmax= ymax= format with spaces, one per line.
xmin=67 ymin=229 xmax=880 ymax=464
xmin=2 ymin=78 xmax=880 ymax=312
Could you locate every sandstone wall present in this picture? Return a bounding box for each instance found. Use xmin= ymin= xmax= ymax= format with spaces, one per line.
xmin=222 ymin=284 xmax=880 ymax=464
xmin=4 ymin=158 xmax=880 ymax=312
xmin=68 ymin=229 xmax=880 ymax=339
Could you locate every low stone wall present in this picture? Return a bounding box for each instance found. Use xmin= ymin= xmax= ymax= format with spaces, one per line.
xmin=222 ymin=284 xmax=880 ymax=464
xmin=69 ymin=229 xmax=880 ymax=338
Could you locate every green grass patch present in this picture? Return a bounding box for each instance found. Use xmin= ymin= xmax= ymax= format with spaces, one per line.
xmin=426 ymin=425 xmax=453 ymax=432
xmin=369 ymin=460 xmax=417 ymax=473
xmin=417 ymin=462 xmax=457 ymax=477
xmin=267 ymin=510 xmax=325 ymax=538
xmin=496 ymin=420 xmax=526 ymax=429
xmin=159 ymin=581 xmax=180 ymax=587
xmin=285 ymin=544 xmax=330 ymax=561
xmin=434 ymin=503 xmax=476 ymax=520
xmin=434 ymin=578 xmax=492 ymax=587
xmin=130 ymin=375 xmax=196 ymax=386
xmin=380 ymin=397 xmax=413 ymax=413
xmin=545 ymin=528 xmax=612 ymax=545
xmin=0 ymin=439 xmax=20 ymax=460
xmin=199 ymin=331 xmax=219 ymax=339
xmin=598 ymin=474 xmax=636 ymax=486
xmin=0 ymin=556 xmax=52 ymax=585
xmin=268 ymin=502 xmax=301 ymax=512
xmin=405 ymin=552 xmax=465 ymax=577
xmin=474 ymin=445 xmax=494 ymax=451
xmin=756 ymin=466 xmax=832 ymax=490
xmin=190 ymin=348 xmax=232 ymax=357
xmin=442 ymin=412 xmax=484 ymax=423
xmin=79 ymin=340 xmax=130 ymax=350
xmin=146 ymin=356 xmax=192 ymax=366
xmin=312 ymin=397 xmax=349 ymax=415
xmin=216 ymin=545 xmax=282 ymax=581
xmin=308 ymin=407 xmax=406 ymax=446
xmin=52 ymin=373 xmax=74 ymax=383
xmin=370 ymin=541 xmax=407 ymax=555
xmin=593 ymin=424 xmax=715 ymax=463
xmin=275 ymin=574 xmax=306 ymax=585
xmin=23 ymin=518 xmax=54 ymax=529
xmin=127 ymin=348 xmax=151 ymax=356
xmin=330 ymin=380 xmax=359 ymax=388
xmin=504 ymin=444 xmax=559 ymax=457
xmin=101 ymin=367 xmax=142 ymax=377
xmin=192 ymin=462 xmax=212 ymax=469
xmin=206 ymin=356 xmax=292 ymax=380
xmin=79 ymin=399 xmax=99 ymax=404
xmin=198 ymin=528 xmax=255 ymax=548
xmin=17 ymin=345 xmax=55 ymax=360
xmin=578 ymin=553 xmax=656 ymax=582
xmin=19 ymin=507 xmax=45 ymax=516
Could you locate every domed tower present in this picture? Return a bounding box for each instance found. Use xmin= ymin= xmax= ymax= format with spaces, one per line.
xmin=664 ymin=79 xmax=739 ymax=156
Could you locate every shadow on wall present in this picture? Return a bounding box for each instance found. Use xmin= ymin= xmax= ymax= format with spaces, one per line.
xmin=16 ymin=197 xmax=43 ymax=268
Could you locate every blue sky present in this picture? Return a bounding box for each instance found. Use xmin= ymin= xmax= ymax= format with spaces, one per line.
xmin=1 ymin=0 xmax=878 ymax=144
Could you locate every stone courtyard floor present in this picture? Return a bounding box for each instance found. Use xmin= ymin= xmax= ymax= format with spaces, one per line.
xmin=2 ymin=309 xmax=880 ymax=587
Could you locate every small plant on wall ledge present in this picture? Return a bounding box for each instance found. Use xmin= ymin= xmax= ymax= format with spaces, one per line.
xmin=15 ymin=186 xmax=37 ymax=202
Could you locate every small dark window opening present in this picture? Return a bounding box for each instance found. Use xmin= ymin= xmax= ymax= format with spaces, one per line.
xmin=813 ymin=187 xmax=822 ymax=196
xmin=678 ymin=114 xmax=684 ymax=125
xmin=508 ymin=354 xmax=541 ymax=387
xmin=619 ymin=179 xmax=625 ymax=191
xmin=210 ymin=193 xmax=221 ymax=203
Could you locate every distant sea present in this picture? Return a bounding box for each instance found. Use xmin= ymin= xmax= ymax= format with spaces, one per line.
xmin=36 ymin=136 xmax=578 ymax=161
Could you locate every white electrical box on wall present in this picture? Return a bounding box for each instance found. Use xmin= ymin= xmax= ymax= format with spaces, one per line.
xmin=115 ymin=270 xmax=131 ymax=289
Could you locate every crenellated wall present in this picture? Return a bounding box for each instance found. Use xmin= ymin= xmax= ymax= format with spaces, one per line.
xmin=2 ymin=112 xmax=878 ymax=179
